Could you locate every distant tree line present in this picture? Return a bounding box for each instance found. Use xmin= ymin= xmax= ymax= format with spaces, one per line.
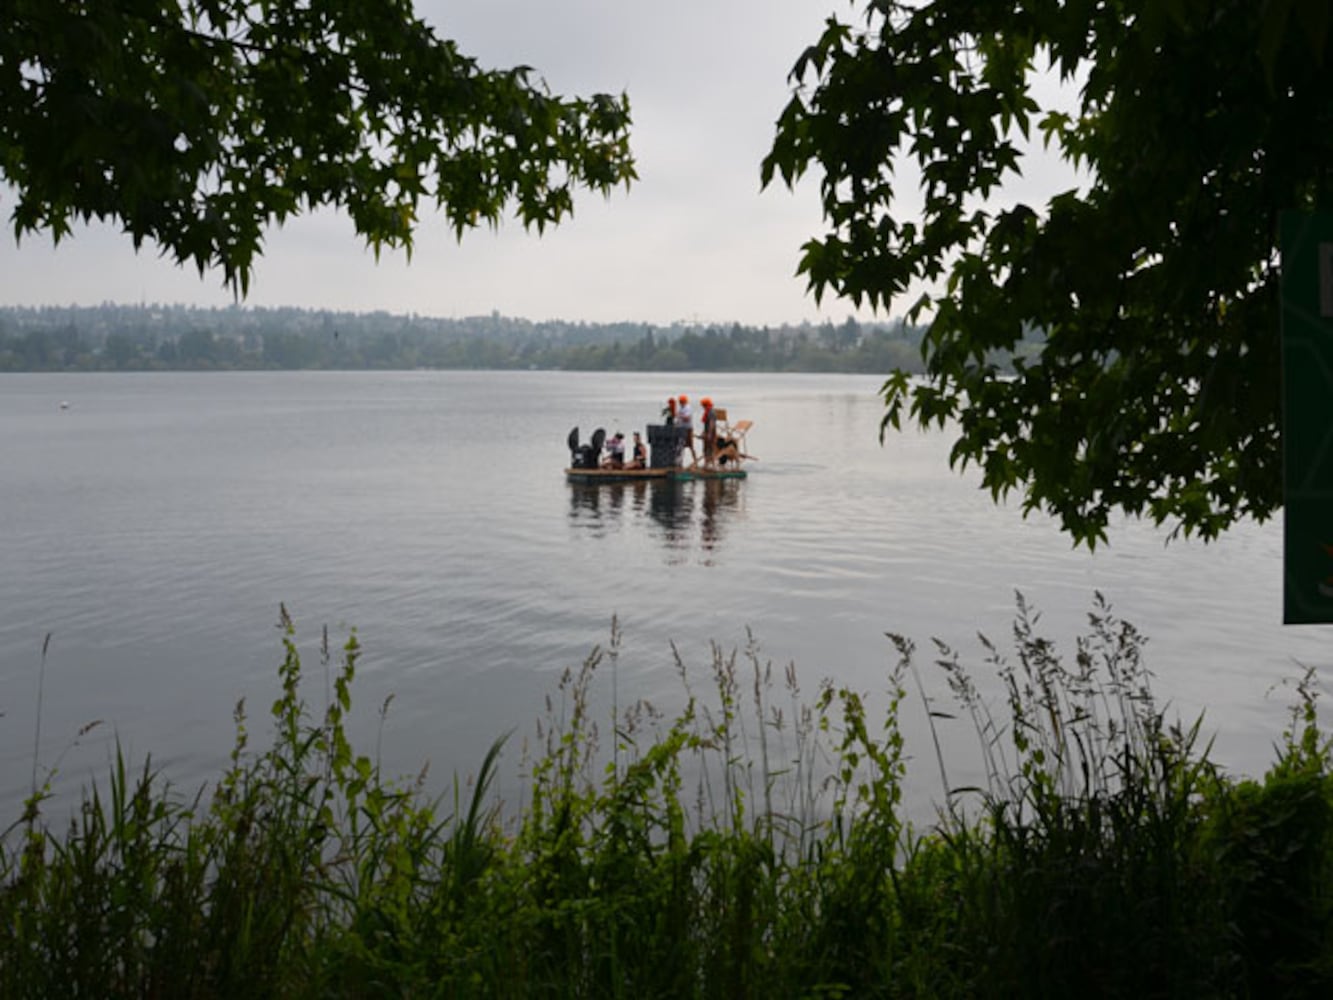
xmin=0 ymin=303 xmax=1038 ymax=374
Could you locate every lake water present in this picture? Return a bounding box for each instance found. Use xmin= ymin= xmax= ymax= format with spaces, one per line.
xmin=2 ymin=371 xmax=1329 ymax=820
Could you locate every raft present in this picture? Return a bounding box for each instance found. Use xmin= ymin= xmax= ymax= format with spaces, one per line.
xmin=565 ymin=411 xmax=753 ymax=484
xmin=563 ymin=466 xmax=747 ymax=484
xmin=563 ymin=467 xmax=668 ymax=484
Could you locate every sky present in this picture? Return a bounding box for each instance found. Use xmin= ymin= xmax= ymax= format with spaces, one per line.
xmin=0 ymin=1 xmax=1077 ymax=327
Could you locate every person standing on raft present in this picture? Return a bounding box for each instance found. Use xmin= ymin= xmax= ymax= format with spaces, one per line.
xmin=677 ymin=394 xmax=696 ymax=465
xmin=700 ymin=397 xmax=718 ymax=468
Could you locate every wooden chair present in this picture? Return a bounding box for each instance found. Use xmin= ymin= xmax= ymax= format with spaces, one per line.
xmin=713 ymin=414 xmax=753 ymax=467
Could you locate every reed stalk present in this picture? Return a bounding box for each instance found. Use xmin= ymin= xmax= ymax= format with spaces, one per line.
xmin=1 ymin=596 xmax=1329 ymax=997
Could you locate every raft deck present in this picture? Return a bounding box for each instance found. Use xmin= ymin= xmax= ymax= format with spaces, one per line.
xmin=564 ymin=466 xmax=747 ymax=484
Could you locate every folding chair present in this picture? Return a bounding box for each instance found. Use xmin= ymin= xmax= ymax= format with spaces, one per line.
xmin=713 ymin=411 xmax=753 ymax=466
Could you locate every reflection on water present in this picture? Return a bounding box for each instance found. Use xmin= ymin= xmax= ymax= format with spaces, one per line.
xmin=568 ymin=478 xmax=745 ymax=562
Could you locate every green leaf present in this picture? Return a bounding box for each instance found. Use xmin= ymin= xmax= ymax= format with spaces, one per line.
xmin=1 ymin=0 xmax=636 ymax=294
xmin=769 ymin=0 xmax=1299 ymax=547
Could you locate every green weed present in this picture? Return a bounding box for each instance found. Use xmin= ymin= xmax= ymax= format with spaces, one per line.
xmin=1 ymin=595 xmax=1328 ymax=998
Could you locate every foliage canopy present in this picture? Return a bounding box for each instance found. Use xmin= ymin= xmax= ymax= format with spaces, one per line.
xmin=765 ymin=0 xmax=1333 ymax=546
xmin=1 ymin=0 xmax=636 ymax=294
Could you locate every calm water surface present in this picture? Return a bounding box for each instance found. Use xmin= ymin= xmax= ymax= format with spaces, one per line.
xmin=2 ymin=371 xmax=1329 ymax=817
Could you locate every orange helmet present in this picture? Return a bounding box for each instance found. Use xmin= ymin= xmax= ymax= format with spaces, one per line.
xmin=701 ymin=397 xmax=713 ymax=408
xmin=678 ymin=394 xmax=688 ymax=403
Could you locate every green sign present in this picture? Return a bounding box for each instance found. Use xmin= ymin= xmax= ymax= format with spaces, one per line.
xmin=1281 ymin=212 xmax=1333 ymax=624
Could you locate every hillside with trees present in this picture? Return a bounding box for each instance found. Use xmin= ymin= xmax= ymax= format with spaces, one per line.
xmin=0 ymin=303 xmax=966 ymax=374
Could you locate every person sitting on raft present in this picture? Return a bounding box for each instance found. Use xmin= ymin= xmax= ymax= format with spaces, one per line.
xmin=629 ymin=431 xmax=647 ymax=469
xmin=602 ymin=431 xmax=626 ymax=468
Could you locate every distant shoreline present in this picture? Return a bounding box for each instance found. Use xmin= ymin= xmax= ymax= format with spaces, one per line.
xmin=0 ymin=303 xmax=1040 ymax=374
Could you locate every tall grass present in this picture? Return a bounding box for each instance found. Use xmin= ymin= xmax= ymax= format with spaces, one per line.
xmin=2 ymin=595 xmax=1331 ymax=997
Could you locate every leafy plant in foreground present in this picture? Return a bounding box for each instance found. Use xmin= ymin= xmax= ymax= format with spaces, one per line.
xmin=1 ymin=598 xmax=1330 ymax=998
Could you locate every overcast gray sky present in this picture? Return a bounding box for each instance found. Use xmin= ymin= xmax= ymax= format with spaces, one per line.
xmin=0 ymin=1 xmax=1077 ymax=326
